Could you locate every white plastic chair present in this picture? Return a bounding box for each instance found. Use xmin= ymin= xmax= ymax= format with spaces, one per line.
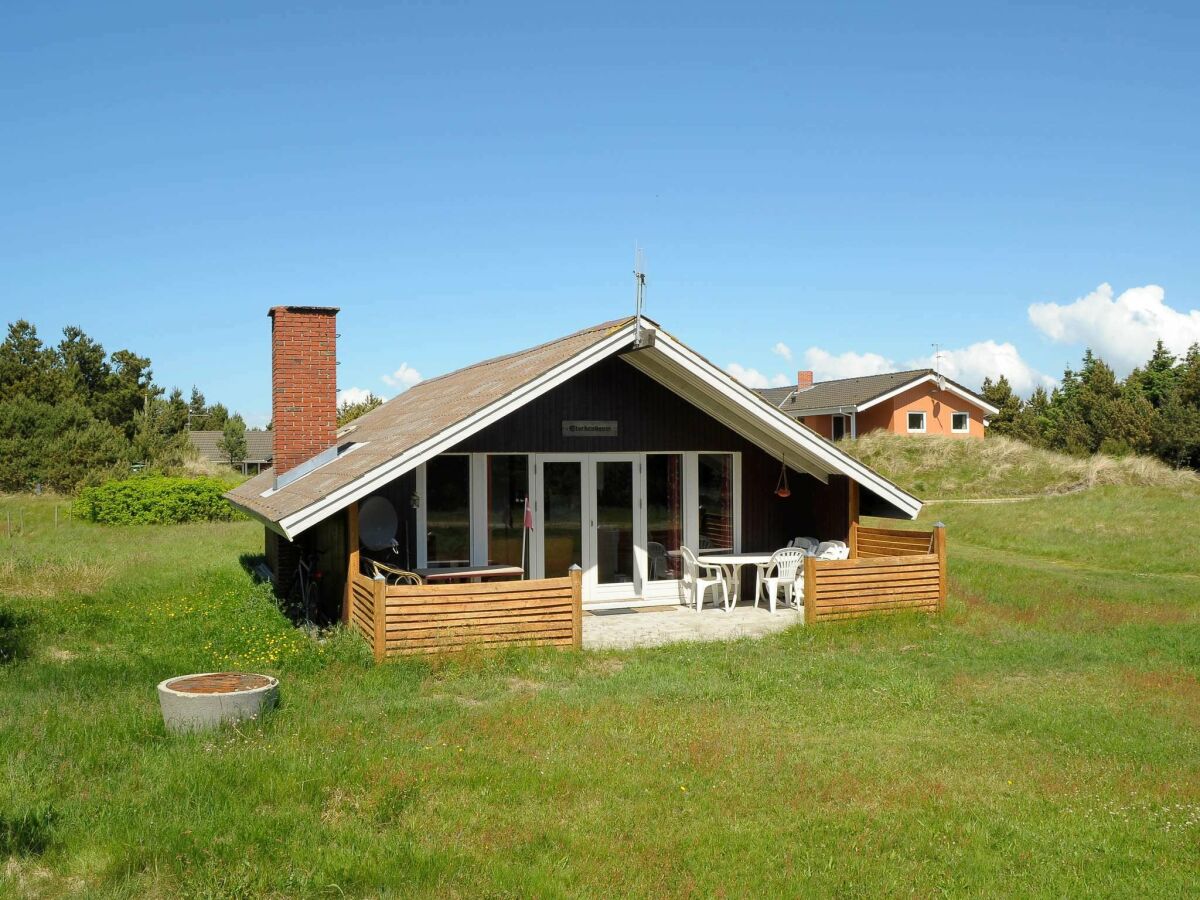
xmin=756 ymin=548 xmax=806 ymax=613
xmin=646 ymin=541 xmax=670 ymax=581
xmin=815 ymin=540 xmax=849 ymax=561
xmin=680 ymin=546 xmax=730 ymax=611
xmin=788 ymin=536 xmax=819 ymax=555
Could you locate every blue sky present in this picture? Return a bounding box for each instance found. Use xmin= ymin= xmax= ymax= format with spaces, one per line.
xmin=3 ymin=1 xmax=1198 ymax=426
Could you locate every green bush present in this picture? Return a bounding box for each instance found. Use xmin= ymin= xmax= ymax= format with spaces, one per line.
xmin=73 ymin=476 xmax=243 ymax=525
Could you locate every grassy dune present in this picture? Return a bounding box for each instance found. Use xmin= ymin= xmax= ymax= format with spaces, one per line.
xmin=1 ymin=479 xmax=1198 ymax=896
xmin=844 ymin=432 xmax=1199 ymax=500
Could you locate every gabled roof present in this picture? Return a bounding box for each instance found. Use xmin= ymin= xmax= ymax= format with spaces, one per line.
xmin=188 ymin=430 xmax=273 ymax=462
xmin=757 ymin=369 xmax=998 ymax=416
xmin=227 ymin=317 xmax=923 ymax=538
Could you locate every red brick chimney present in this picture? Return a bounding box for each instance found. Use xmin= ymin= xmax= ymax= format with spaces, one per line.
xmin=797 ymin=370 xmax=814 ymax=390
xmin=269 ymin=306 xmax=339 ymax=476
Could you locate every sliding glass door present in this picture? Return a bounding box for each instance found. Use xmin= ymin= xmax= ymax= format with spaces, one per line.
xmin=533 ymin=454 xmax=642 ymax=603
xmin=589 ymin=456 xmax=641 ymax=603
xmin=525 ymin=452 xmax=737 ymax=606
xmin=537 ymin=458 xmax=585 ymax=580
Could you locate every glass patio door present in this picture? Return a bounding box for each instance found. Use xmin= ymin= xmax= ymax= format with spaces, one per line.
xmin=588 ymin=456 xmax=642 ymax=603
xmin=533 ymin=454 xmax=644 ymax=605
xmin=537 ymin=458 xmax=584 ymax=580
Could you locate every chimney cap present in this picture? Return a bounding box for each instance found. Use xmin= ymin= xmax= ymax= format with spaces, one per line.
xmin=268 ymin=306 xmax=340 ymax=318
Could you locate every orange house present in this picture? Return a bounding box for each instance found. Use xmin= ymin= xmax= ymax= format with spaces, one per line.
xmin=757 ymin=369 xmax=998 ymax=441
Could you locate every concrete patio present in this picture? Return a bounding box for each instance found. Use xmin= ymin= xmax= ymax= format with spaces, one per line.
xmin=582 ymin=603 xmax=802 ymax=650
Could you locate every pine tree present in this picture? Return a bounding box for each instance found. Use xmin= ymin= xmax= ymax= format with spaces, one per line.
xmin=219 ymin=415 xmax=248 ymax=467
xmin=1127 ymin=340 xmax=1178 ymax=409
xmin=980 ymin=375 xmax=1021 ymax=437
xmin=1178 ymin=344 xmax=1200 ymax=407
xmin=0 ymin=321 xmax=67 ymax=403
xmin=1013 ymin=386 xmax=1051 ymax=446
xmin=337 ymin=392 xmax=384 ymax=426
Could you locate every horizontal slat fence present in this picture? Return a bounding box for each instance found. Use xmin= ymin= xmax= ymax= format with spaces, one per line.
xmin=347 ymin=569 xmax=583 ymax=659
xmin=348 ymin=575 xmax=375 ymax=643
xmin=807 ymin=524 xmax=946 ymax=623
xmin=853 ymin=523 xmax=935 ymax=558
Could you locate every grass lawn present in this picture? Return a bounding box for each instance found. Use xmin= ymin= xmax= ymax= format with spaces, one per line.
xmin=2 ymin=487 xmax=1198 ymax=897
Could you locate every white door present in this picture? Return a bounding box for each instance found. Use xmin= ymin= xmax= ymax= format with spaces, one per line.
xmin=532 ymin=454 xmax=645 ymax=605
xmin=587 ymin=455 xmax=643 ymax=603
xmin=533 ymin=455 xmax=585 ymax=581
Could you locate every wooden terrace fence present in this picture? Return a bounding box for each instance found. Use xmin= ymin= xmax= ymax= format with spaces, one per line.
xmin=803 ymin=523 xmax=947 ymax=623
xmin=346 ymin=568 xmax=583 ymax=660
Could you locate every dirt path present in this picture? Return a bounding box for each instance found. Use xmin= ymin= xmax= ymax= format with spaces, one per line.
xmin=924 ymin=484 xmax=1089 ymax=505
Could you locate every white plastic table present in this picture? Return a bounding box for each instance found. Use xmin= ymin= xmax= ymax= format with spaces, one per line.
xmin=698 ymin=552 xmax=774 ymax=607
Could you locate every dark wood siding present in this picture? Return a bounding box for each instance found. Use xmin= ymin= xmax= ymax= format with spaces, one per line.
xmin=454 ymin=355 xmax=746 ymax=454
xmin=355 ymin=355 xmax=853 ymax=584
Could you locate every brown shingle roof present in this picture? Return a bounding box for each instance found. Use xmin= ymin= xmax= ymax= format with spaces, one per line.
xmin=756 ymin=369 xmax=991 ymax=414
xmin=188 ymin=430 xmax=273 ymax=462
xmin=226 ymin=317 xmax=635 ymax=527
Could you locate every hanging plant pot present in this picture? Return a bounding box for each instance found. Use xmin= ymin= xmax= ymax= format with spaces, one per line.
xmin=774 ymin=455 xmax=791 ymax=498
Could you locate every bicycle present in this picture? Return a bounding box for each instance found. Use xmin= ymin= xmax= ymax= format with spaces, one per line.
xmin=285 ymin=551 xmax=323 ymax=625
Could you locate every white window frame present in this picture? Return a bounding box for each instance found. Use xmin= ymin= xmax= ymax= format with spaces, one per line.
xmin=418 ymin=449 xmax=741 ymax=604
xmin=693 ymin=451 xmax=741 ymax=556
xmin=951 ymin=411 xmax=970 ymax=434
xmin=476 ymin=453 xmax=535 ymax=568
xmin=907 ymin=411 xmax=927 ymax=434
xmin=415 ymin=453 xmax=474 ymax=568
xmin=641 ymin=451 xmax=690 ymax=602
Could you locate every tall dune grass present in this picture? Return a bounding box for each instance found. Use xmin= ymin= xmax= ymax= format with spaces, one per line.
xmin=843 ymin=432 xmax=1199 ymax=500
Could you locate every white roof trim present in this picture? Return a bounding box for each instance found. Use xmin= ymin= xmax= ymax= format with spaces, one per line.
xmin=272 ymin=322 xmax=641 ymax=539
xmin=623 ymin=353 xmax=830 ymax=484
xmin=777 ymin=405 xmax=860 ymax=417
xmin=644 ymin=331 xmax=922 ymax=518
xmin=257 ymin=319 xmax=922 ymax=539
xmin=856 ymin=373 xmax=1000 ymax=416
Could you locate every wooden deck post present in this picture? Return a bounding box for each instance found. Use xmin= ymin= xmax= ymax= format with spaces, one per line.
xmin=933 ymin=522 xmax=947 ymax=611
xmin=849 ymin=521 xmax=859 ymax=559
xmin=568 ymin=564 xmax=583 ymax=648
xmin=343 ymin=501 xmax=360 ymax=625
xmin=803 ymin=555 xmax=816 ymax=624
xmin=372 ymin=574 xmax=387 ymax=661
xmin=847 ymin=479 xmax=860 ymax=530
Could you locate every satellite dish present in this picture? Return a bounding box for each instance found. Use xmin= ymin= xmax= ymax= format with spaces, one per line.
xmin=359 ymin=496 xmax=399 ymax=551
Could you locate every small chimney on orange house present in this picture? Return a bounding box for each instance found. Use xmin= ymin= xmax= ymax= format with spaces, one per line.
xmin=797 ymin=370 xmax=814 ymax=390
xmin=269 ymin=306 xmax=339 ymax=477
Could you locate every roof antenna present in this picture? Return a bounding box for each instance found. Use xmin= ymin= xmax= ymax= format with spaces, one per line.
xmin=633 ymin=244 xmax=646 ymax=346
xmin=932 ymin=343 xmax=947 ymax=391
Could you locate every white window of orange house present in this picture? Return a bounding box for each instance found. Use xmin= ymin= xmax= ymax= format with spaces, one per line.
xmin=952 ymin=411 xmax=970 ymax=433
xmin=907 ymin=411 xmax=926 ymax=433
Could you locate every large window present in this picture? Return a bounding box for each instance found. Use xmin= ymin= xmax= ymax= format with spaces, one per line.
xmin=698 ymin=453 xmax=734 ymax=553
xmin=487 ymin=455 xmax=528 ymax=569
xmin=645 ymin=453 xmax=683 ymax=580
xmin=425 ymin=455 xmax=470 ymax=566
xmin=907 ymin=411 xmax=926 ymax=433
xmin=542 ymin=460 xmax=583 ymax=577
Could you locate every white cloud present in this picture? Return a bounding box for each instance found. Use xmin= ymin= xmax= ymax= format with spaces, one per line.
xmin=803 ymin=347 xmax=895 ymax=381
xmin=905 ymin=341 xmax=1054 ymax=395
xmin=337 ymin=386 xmax=375 ymax=406
xmin=726 ymin=362 xmax=790 ymax=389
xmin=381 ymin=362 xmax=422 ymax=391
xmin=1028 ymin=283 xmax=1200 ymax=372
xmin=772 ymin=341 xmax=792 ymax=362
xmin=801 ymin=341 xmax=1051 ymax=396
